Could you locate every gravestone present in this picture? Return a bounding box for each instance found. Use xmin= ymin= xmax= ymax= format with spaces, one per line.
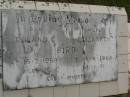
xmin=0 ymin=1 xmax=128 ymax=97
xmin=1 ymin=9 xmax=117 ymax=90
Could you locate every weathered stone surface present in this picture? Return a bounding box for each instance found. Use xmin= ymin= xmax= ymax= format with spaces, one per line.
xmin=1 ymin=9 xmax=117 ymax=90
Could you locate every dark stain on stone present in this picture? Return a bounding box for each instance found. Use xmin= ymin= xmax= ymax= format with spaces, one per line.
xmin=18 ymin=6 xmax=23 ymax=8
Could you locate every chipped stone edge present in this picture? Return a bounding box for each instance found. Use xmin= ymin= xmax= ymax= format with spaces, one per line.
xmin=0 ymin=1 xmax=127 ymax=16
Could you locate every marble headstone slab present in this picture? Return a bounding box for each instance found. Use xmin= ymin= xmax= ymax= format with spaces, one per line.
xmin=1 ymin=9 xmax=117 ymax=90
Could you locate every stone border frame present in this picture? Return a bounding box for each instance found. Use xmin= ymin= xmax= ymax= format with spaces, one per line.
xmin=0 ymin=1 xmax=128 ymax=97
xmin=128 ymin=23 xmax=130 ymax=75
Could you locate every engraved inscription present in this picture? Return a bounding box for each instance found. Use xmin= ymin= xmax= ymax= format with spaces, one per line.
xmin=2 ymin=10 xmax=117 ymax=90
